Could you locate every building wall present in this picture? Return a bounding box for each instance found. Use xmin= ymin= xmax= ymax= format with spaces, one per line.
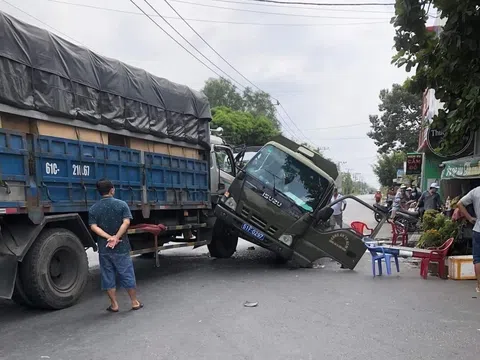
xmin=421 ymin=153 xmax=443 ymax=191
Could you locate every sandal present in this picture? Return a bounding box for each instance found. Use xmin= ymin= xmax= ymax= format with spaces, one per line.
xmin=106 ymin=305 xmax=119 ymax=313
xmin=132 ymin=302 xmax=144 ymax=311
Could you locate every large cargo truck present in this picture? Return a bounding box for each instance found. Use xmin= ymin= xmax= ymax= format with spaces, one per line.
xmin=0 ymin=11 xmax=238 ymax=309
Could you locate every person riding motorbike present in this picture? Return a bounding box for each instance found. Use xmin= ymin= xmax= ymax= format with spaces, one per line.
xmin=386 ymin=187 xmax=395 ymax=207
xmin=374 ymin=190 xmax=382 ymax=204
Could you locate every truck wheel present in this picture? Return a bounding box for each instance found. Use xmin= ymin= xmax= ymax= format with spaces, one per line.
xmin=21 ymin=228 xmax=89 ymax=310
xmin=208 ymin=221 xmax=238 ymax=258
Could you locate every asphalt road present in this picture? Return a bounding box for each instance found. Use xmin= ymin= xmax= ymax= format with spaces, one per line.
xmin=1 ymin=195 xmax=479 ymax=360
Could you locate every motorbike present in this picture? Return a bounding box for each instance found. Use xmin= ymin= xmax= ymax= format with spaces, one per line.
xmin=373 ymin=200 xmax=421 ymax=233
xmin=394 ymin=208 xmax=420 ymax=233
xmin=373 ymin=202 xmax=391 ymax=222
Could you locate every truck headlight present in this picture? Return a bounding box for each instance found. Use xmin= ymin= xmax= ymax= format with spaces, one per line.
xmin=224 ymin=197 xmax=237 ymax=211
xmin=279 ymin=234 xmax=293 ymax=246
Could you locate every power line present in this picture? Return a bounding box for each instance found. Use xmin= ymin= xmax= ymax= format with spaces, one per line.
xmin=244 ymin=0 xmax=395 ymax=6
xmin=163 ymin=0 xmax=391 ymax=19
xmin=132 ymin=0 xmax=247 ymax=90
xmin=201 ymin=0 xmax=395 ymax=13
xmin=158 ymin=0 xmax=302 ymax=141
xmin=152 ymin=0 xmax=371 ymax=145
xmin=277 ymin=103 xmax=318 ymax=146
xmin=46 ymin=0 xmax=388 ymax=26
xmin=2 ymin=0 xmax=88 ymax=47
xmin=127 ymin=0 xmax=239 ymax=89
xmin=314 ymin=136 xmax=371 ymax=140
xmin=161 ymin=0 xmax=261 ymax=92
xmin=304 ymin=122 xmax=370 ymax=130
xmin=46 ymin=0 xmax=388 ymax=21
xmin=161 ymin=0 xmax=308 ymax=142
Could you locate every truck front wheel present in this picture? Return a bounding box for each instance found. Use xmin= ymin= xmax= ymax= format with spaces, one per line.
xmin=208 ymin=221 xmax=238 ymax=258
xmin=20 ymin=228 xmax=89 ymax=310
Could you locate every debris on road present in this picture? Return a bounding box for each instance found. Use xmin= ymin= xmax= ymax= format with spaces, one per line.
xmin=244 ymin=301 xmax=258 ymax=307
xmin=247 ymin=246 xmax=255 ymax=250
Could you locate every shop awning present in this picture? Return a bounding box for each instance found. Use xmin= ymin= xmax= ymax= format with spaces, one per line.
xmin=441 ymin=156 xmax=480 ymax=180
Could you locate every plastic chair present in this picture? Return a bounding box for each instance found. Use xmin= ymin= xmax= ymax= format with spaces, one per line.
xmin=350 ymin=221 xmax=374 ymax=237
xmin=365 ymin=242 xmax=400 ymax=277
xmin=389 ymin=220 xmax=408 ymax=246
xmin=420 ymin=237 xmax=455 ymax=279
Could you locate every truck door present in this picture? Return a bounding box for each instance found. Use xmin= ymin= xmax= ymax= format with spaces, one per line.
xmin=213 ymin=145 xmax=236 ymax=192
xmin=291 ymin=208 xmax=367 ymax=269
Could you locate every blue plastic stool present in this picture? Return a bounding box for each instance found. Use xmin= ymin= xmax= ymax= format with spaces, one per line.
xmin=365 ymin=242 xmax=400 ymax=277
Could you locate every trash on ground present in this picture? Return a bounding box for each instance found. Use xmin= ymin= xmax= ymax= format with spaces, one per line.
xmin=244 ymin=301 xmax=258 ymax=307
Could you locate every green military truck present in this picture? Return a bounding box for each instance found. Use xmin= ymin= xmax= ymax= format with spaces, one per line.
xmin=214 ymin=136 xmax=385 ymax=268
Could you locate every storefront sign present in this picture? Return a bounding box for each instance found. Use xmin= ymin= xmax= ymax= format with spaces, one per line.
xmin=426 ymin=126 xmax=473 ymax=158
xmin=442 ymin=160 xmax=480 ymax=179
xmin=406 ymin=153 xmax=422 ymax=175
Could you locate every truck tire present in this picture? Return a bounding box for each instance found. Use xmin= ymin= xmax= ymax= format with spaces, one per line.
xmin=208 ymin=221 xmax=238 ymax=259
xmin=20 ymin=228 xmax=89 ymax=310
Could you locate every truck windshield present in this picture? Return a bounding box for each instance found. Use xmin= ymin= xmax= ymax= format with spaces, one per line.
xmin=245 ymin=145 xmax=330 ymax=213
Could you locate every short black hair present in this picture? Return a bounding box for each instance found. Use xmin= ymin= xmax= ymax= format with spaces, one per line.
xmin=96 ymin=179 xmax=114 ymax=196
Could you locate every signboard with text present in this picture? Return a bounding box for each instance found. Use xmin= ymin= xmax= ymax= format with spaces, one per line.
xmin=406 ymin=153 xmax=422 ymax=175
xmin=426 ymin=126 xmax=473 ymax=158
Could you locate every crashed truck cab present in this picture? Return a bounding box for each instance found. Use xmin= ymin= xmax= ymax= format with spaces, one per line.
xmin=214 ymin=135 xmax=378 ymax=269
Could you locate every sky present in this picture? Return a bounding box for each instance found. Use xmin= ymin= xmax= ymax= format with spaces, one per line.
xmin=0 ymin=0 xmax=432 ymax=188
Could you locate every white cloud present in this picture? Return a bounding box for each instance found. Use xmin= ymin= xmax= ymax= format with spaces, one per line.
xmin=0 ymin=0 xmax=413 ymax=187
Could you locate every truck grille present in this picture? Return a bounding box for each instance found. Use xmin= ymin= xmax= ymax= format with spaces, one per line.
xmin=240 ymin=205 xmax=278 ymax=236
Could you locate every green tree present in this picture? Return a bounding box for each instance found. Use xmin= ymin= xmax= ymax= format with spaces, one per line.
xmin=367 ymin=81 xmax=422 ymax=154
xmin=342 ymin=172 xmax=354 ymax=195
xmin=202 ymin=78 xmax=280 ymax=130
xmin=391 ymin=1 xmax=480 ymax=151
xmin=373 ymin=152 xmax=406 ymax=187
xmin=202 ymin=78 xmax=244 ymax=111
xmin=211 ymin=106 xmax=280 ymax=146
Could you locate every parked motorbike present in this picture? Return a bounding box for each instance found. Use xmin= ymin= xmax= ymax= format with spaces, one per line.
xmin=373 ymin=200 xmax=420 ymax=233
xmin=373 ymin=202 xmax=391 ymax=222
xmin=394 ymin=208 xmax=420 ymax=233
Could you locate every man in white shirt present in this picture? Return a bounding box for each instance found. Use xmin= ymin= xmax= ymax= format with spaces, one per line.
xmin=457 ymin=186 xmax=480 ymax=293
xmin=330 ymin=188 xmax=347 ymax=229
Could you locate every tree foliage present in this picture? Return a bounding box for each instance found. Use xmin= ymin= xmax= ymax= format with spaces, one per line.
xmin=202 ymin=78 xmax=280 ymax=129
xmin=211 ymin=106 xmax=280 ymax=146
xmin=373 ymin=152 xmax=406 ymax=187
xmin=391 ymin=0 xmax=480 ymax=150
xmin=367 ymin=81 xmax=423 ymax=154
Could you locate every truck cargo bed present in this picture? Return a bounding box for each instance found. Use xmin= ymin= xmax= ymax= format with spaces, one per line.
xmin=0 ymin=128 xmax=210 ymax=214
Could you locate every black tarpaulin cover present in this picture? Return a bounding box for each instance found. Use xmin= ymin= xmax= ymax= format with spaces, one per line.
xmin=0 ymin=11 xmax=211 ymax=148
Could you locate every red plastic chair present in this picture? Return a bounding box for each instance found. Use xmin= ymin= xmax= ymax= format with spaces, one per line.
xmin=350 ymin=221 xmax=374 ymax=237
xmin=420 ymin=237 xmax=455 ymax=279
xmin=389 ymin=220 xmax=408 ymax=246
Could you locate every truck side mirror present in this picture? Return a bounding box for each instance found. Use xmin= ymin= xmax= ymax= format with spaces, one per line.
xmin=315 ymin=207 xmax=333 ymax=224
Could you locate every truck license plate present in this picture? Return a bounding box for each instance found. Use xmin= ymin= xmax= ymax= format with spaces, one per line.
xmin=241 ymin=223 xmax=265 ymax=241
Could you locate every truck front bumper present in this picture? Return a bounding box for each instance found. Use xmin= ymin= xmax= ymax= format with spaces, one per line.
xmin=214 ymin=203 xmax=293 ymax=259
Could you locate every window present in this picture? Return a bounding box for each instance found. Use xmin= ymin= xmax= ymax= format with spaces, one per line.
xmin=215 ymin=149 xmax=234 ymax=176
xmin=245 ymin=145 xmax=330 ymax=212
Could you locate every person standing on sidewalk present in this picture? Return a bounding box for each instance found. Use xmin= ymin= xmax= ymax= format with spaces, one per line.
xmin=330 ymin=188 xmax=347 ymax=229
xmin=88 ymin=178 xmax=143 ymax=312
xmin=456 ymin=186 xmax=480 ymax=293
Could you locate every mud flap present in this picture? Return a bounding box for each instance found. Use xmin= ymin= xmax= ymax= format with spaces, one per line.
xmin=0 ymin=254 xmax=17 ymax=299
xmin=291 ymin=228 xmax=367 ymax=269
